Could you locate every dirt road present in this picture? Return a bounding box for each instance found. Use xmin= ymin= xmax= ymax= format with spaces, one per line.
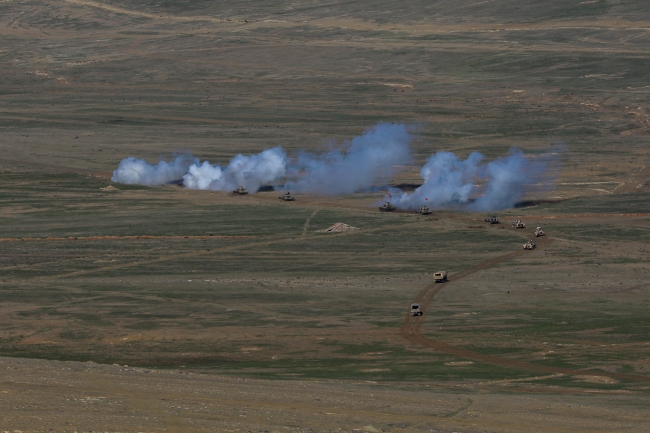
xmin=401 ymin=235 xmax=650 ymax=383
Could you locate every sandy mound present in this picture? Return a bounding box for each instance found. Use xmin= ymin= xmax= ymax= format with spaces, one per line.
xmin=100 ymin=185 xmax=119 ymax=191
xmin=575 ymin=375 xmax=619 ymax=384
xmin=318 ymin=222 xmax=359 ymax=233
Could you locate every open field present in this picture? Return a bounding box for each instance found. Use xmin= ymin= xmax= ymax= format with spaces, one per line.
xmin=1 ymin=0 xmax=650 ymax=431
xmin=1 ymin=171 xmax=649 ymax=431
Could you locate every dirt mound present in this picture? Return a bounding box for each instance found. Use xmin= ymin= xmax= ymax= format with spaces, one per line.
xmin=318 ymin=222 xmax=359 ymax=233
xmin=100 ymin=185 xmax=119 ymax=191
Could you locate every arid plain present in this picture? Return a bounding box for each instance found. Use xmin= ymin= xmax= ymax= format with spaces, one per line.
xmin=1 ymin=0 xmax=650 ymax=431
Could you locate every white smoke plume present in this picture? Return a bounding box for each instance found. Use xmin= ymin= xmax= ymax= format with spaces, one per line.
xmin=389 ymin=149 xmax=549 ymax=212
xmin=283 ymin=122 xmax=412 ymax=195
xmin=111 ymin=123 xmax=411 ymax=194
xmin=110 ymin=124 xmax=552 ymax=210
xmin=111 ymin=148 xmax=286 ymax=192
xmin=183 ymin=147 xmax=287 ymax=192
xmin=111 ymin=155 xmax=197 ymax=186
xmin=471 ymin=150 xmax=532 ymax=211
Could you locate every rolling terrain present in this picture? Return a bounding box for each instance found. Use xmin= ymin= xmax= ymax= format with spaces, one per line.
xmin=1 ymin=0 xmax=650 ymax=431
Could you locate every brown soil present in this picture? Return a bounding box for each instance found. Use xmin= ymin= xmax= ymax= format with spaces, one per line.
xmin=401 ymin=236 xmax=650 ymax=383
xmin=2 ymin=0 xmax=650 ymax=430
xmin=2 ymin=356 xmax=649 ymax=433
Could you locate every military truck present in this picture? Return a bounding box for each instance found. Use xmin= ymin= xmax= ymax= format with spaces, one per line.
xmin=523 ymin=239 xmax=536 ymax=250
xmin=485 ymin=216 xmax=500 ymax=224
xmin=534 ymin=227 xmax=545 ymax=237
xmin=379 ymin=201 xmax=396 ymax=212
xmin=278 ymin=191 xmax=295 ymax=201
xmin=433 ymin=271 xmax=448 ymax=283
xmin=232 ymin=186 xmax=249 ymax=195
xmin=411 ymin=303 xmax=423 ymax=316
xmin=418 ymin=205 xmax=432 ymax=215
xmin=512 ymin=220 xmax=526 ymax=228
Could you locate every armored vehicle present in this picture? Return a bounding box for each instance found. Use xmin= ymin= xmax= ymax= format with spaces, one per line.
xmin=411 ymin=303 xmax=423 ymax=316
xmin=418 ymin=205 xmax=432 ymax=215
xmin=379 ymin=201 xmax=396 ymax=212
xmin=512 ymin=220 xmax=526 ymax=228
xmin=278 ymin=191 xmax=295 ymax=201
xmin=534 ymin=227 xmax=545 ymax=237
xmin=523 ymin=239 xmax=536 ymax=250
xmin=232 ymin=186 xmax=249 ymax=195
xmin=433 ymin=271 xmax=448 ymax=283
xmin=485 ymin=216 xmax=500 ymax=224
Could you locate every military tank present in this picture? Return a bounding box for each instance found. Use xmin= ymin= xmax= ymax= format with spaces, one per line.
xmin=523 ymin=239 xmax=537 ymax=250
xmin=379 ymin=201 xmax=396 ymax=212
xmin=485 ymin=216 xmax=500 ymax=224
xmin=418 ymin=205 xmax=432 ymax=215
xmin=534 ymin=227 xmax=545 ymax=237
xmin=278 ymin=191 xmax=295 ymax=201
xmin=512 ymin=220 xmax=526 ymax=228
xmin=232 ymin=186 xmax=249 ymax=195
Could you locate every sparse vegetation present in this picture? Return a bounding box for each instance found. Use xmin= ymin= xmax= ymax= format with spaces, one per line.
xmin=1 ymin=0 xmax=650 ymax=429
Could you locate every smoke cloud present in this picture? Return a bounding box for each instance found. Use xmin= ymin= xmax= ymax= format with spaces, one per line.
xmin=111 ymin=155 xmax=196 ymax=186
xmin=110 ymin=122 xmax=412 ymax=195
xmin=110 ymin=123 xmax=554 ymax=211
xmin=111 ymin=149 xmax=286 ymax=192
xmin=183 ymin=147 xmax=287 ymax=192
xmin=284 ymin=122 xmax=412 ymax=195
xmin=470 ymin=150 xmax=532 ymax=211
xmin=388 ymin=148 xmax=550 ymax=212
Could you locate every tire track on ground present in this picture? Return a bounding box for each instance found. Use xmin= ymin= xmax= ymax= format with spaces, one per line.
xmin=0 ymin=235 xmax=254 ymax=243
xmin=522 ymin=213 xmax=650 ymax=219
xmin=0 ymin=377 xmax=542 ymax=432
xmin=302 ymin=209 xmax=319 ymax=236
xmin=401 ymin=236 xmax=650 ymax=383
xmin=0 ymin=157 xmax=111 ymax=178
xmin=25 ymin=235 xmax=293 ymax=282
xmin=20 ymin=216 xmax=429 ymax=282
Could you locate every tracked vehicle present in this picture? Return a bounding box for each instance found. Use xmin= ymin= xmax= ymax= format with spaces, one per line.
xmin=411 ymin=303 xmax=423 ymax=316
xmin=278 ymin=191 xmax=295 ymax=201
xmin=434 ymin=271 xmax=448 ymax=283
xmin=523 ymin=239 xmax=536 ymax=250
xmin=535 ymin=227 xmax=545 ymax=237
xmin=379 ymin=201 xmax=395 ymax=212
xmin=485 ymin=216 xmax=500 ymax=224
xmin=232 ymin=186 xmax=249 ymax=195
xmin=512 ymin=220 xmax=526 ymax=228
xmin=418 ymin=205 xmax=432 ymax=215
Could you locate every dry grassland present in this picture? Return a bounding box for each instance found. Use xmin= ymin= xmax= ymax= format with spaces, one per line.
xmin=1 ymin=0 xmax=650 ymax=431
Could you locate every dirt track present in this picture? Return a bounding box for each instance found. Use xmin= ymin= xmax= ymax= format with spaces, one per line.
xmin=0 ymin=158 xmax=112 ymax=178
xmin=522 ymin=213 xmax=650 ymax=219
xmin=2 ymin=0 xmax=650 ymax=428
xmin=401 ymin=235 xmax=650 ymax=383
xmin=3 ymin=157 xmax=648 ymax=384
xmin=0 ymin=235 xmax=254 ymax=242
